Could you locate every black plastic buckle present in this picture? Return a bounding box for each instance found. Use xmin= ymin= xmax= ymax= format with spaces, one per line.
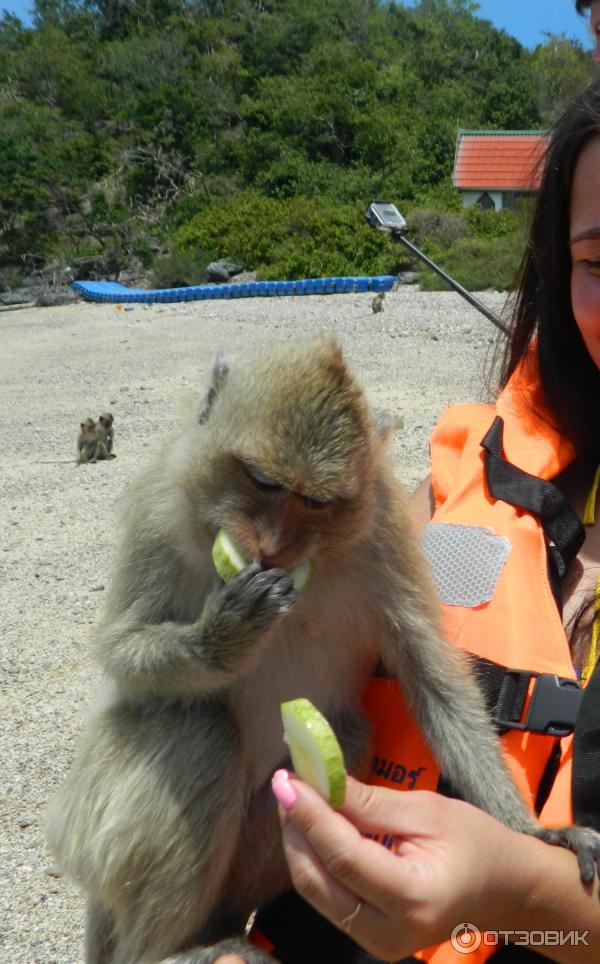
xmin=492 ymin=670 xmax=583 ymax=737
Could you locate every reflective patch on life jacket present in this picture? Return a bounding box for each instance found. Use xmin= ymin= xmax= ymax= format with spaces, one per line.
xmin=422 ymin=522 xmax=511 ymax=607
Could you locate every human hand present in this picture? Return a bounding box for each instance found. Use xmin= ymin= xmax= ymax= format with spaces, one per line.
xmin=271 ymin=771 xmax=531 ymax=962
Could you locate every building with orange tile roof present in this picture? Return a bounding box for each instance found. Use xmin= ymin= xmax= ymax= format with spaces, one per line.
xmin=453 ymin=130 xmax=548 ymax=211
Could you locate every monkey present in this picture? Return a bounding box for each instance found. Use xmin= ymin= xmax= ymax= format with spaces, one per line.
xmin=48 ymin=339 xmax=600 ymax=964
xmin=77 ymin=417 xmax=111 ymax=465
xmin=371 ymin=291 xmax=385 ymax=313
xmin=77 ymin=418 xmax=100 ymax=464
xmin=97 ymin=412 xmax=115 ymax=458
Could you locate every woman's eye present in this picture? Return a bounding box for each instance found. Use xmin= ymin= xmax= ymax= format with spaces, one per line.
xmin=301 ymin=495 xmax=332 ymax=511
xmin=583 ymin=259 xmax=600 ymax=273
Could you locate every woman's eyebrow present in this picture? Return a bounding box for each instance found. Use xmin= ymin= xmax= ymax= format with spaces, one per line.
xmin=570 ymin=225 xmax=600 ymax=245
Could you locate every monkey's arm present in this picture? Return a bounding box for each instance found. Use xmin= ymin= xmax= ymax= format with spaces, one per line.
xmin=369 ymin=494 xmax=537 ymax=834
xmin=375 ymin=482 xmax=600 ymax=881
xmin=96 ymin=562 xmax=296 ymax=700
xmin=77 ymin=441 xmax=96 ymax=465
xmin=95 ymin=439 xmax=110 ymax=460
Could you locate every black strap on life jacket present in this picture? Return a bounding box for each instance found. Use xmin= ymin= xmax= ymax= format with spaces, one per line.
xmin=480 ymin=416 xmax=584 ymax=603
xmin=438 ymin=656 xmax=581 ymax=815
xmin=479 ymin=418 xmax=600 ymax=830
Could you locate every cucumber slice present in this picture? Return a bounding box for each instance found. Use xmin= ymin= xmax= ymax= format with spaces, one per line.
xmin=211 ymin=528 xmax=312 ymax=590
xmin=281 ymin=698 xmax=346 ymax=808
xmin=211 ymin=528 xmax=251 ymax=582
xmin=289 ymin=559 xmax=311 ymax=591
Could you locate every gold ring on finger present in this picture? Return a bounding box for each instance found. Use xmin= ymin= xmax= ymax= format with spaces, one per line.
xmin=338 ymin=899 xmax=363 ymax=934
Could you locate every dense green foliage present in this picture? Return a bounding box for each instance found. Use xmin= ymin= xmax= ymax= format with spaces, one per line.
xmin=0 ymin=0 xmax=591 ymax=287
xmin=176 ymin=192 xmax=400 ymax=278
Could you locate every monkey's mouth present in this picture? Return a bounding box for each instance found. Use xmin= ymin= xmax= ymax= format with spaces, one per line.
xmin=260 ymin=548 xmax=306 ymax=570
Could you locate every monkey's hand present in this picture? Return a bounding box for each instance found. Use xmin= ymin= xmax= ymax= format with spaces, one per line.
xmin=163 ymin=937 xmax=279 ymax=962
xmin=200 ymin=563 xmax=297 ymax=677
xmin=533 ymin=824 xmax=600 ymax=888
xmin=95 ymin=566 xmax=296 ymax=698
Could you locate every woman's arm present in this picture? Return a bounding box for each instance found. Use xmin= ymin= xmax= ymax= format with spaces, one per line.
xmin=272 ymin=772 xmax=600 ymax=963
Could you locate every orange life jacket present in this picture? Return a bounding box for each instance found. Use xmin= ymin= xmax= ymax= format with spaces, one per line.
xmin=253 ymin=356 xmax=598 ymax=963
xmin=362 ymin=355 xmax=590 ymax=963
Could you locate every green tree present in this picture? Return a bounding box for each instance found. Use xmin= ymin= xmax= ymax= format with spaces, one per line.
xmin=530 ymin=34 xmax=590 ymax=125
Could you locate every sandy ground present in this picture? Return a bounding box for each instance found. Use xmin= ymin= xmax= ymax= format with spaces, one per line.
xmin=0 ymin=287 xmax=507 ymax=963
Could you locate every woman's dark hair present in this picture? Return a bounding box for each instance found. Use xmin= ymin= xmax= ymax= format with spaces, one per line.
xmin=575 ymin=1 xmax=592 ymax=13
xmin=502 ymin=78 xmax=600 ymax=472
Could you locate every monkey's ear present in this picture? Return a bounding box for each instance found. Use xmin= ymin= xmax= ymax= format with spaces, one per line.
xmin=197 ymin=352 xmax=230 ymax=424
xmin=374 ymin=410 xmax=404 ymax=441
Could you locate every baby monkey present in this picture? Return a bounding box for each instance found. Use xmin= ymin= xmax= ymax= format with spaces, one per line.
xmin=76 ymin=418 xmax=102 ymax=464
xmin=76 ymin=414 xmax=114 ymax=464
xmin=49 ymin=339 xmax=600 ymax=964
xmin=97 ymin=412 xmax=115 ymax=458
xmin=371 ymin=291 xmax=385 ymax=313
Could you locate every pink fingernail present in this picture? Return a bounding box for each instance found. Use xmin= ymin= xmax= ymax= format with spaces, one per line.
xmin=272 ymin=770 xmax=297 ymax=810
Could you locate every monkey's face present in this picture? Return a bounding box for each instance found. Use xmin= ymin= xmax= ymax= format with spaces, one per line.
xmin=206 ymin=453 xmax=378 ymax=570
xmin=188 ymin=340 xmax=382 ymax=569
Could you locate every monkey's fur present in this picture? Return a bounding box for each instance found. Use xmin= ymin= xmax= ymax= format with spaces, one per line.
xmin=77 ymin=414 xmax=114 ymax=465
xmin=77 ymin=418 xmax=103 ymax=464
xmin=371 ymin=291 xmax=385 ymax=313
xmin=49 ymin=340 xmax=600 ymax=964
xmin=97 ymin=412 xmax=115 ymax=457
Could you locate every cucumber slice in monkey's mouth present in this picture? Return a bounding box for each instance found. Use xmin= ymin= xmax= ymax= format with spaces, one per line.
xmin=211 ymin=528 xmax=312 ymax=590
xmin=211 ymin=528 xmax=251 ymax=582
xmin=280 ymin=698 xmax=347 ymax=808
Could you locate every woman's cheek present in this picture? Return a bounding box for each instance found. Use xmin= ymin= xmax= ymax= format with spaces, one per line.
xmin=571 ymin=267 xmax=600 ymax=370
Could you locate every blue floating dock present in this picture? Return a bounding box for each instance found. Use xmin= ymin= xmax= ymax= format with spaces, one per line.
xmin=73 ymin=276 xmax=396 ymax=304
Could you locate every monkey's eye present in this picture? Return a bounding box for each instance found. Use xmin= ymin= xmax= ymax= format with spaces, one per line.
xmin=301 ymin=494 xmax=332 ymax=511
xmin=246 ymin=465 xmax=284 ymax=494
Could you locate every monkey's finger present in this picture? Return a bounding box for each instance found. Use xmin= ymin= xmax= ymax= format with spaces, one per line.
xmin=235 ymin=564 xmax=294 ymax=596
xmin=222 ymin=566 xmax=294 ymax=608
xmin=244 ymin=569 xmax=297 ymax=611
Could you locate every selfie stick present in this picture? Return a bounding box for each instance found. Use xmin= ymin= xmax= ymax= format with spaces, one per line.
xmin=365 ymin=201 xmax=509 ymax=337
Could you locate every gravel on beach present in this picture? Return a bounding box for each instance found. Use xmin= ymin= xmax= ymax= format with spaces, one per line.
xmin=0 ymin=287 xmax=507 ymax=962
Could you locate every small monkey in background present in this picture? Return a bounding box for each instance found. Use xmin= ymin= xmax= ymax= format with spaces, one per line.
xmin=371 ymin=291 xmax=385 ymax=313
xmin=77 ymin=418 xmax=100 ymax=464
xmin=97 ymin=412 xmax=115 ymax=458
xmin=77 ymin=416 xmax=112 ymax=465
xmin=48 ymin=340 xmax=600 ymax=964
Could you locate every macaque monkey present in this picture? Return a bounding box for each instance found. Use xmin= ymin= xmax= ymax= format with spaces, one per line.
xmin=77 ymin=418 xmax=100 ymax=464
xmin=97 ymin=412 xmax=115 ymax=458
xmin=77 ymin=416 xmax=112 ymax=465
xmin=371 ymin=291 xmax=385 ymax=313
xmin=48 ymin=339 xmax=600 ymax=964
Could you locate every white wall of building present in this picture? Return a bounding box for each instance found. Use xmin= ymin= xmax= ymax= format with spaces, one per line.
xmin=460 ymin=189 xmax=504 ymax=210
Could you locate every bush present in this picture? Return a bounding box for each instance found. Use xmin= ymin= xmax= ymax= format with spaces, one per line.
xmin=465 ymin=207 xmax=518 ymax=239
xmin=150 ymin=248 xmax=214 ymax=288
xmin=418 ymin=233 xmax=525 ymax=292
xmin=408 ymin=208 xmax=467 ymax=250
xmin=175 ymin=191 xmax=399 ymax=279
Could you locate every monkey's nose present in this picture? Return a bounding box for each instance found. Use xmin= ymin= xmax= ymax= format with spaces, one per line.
xmin=260 ymin=546 xmax=296 ymax=569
